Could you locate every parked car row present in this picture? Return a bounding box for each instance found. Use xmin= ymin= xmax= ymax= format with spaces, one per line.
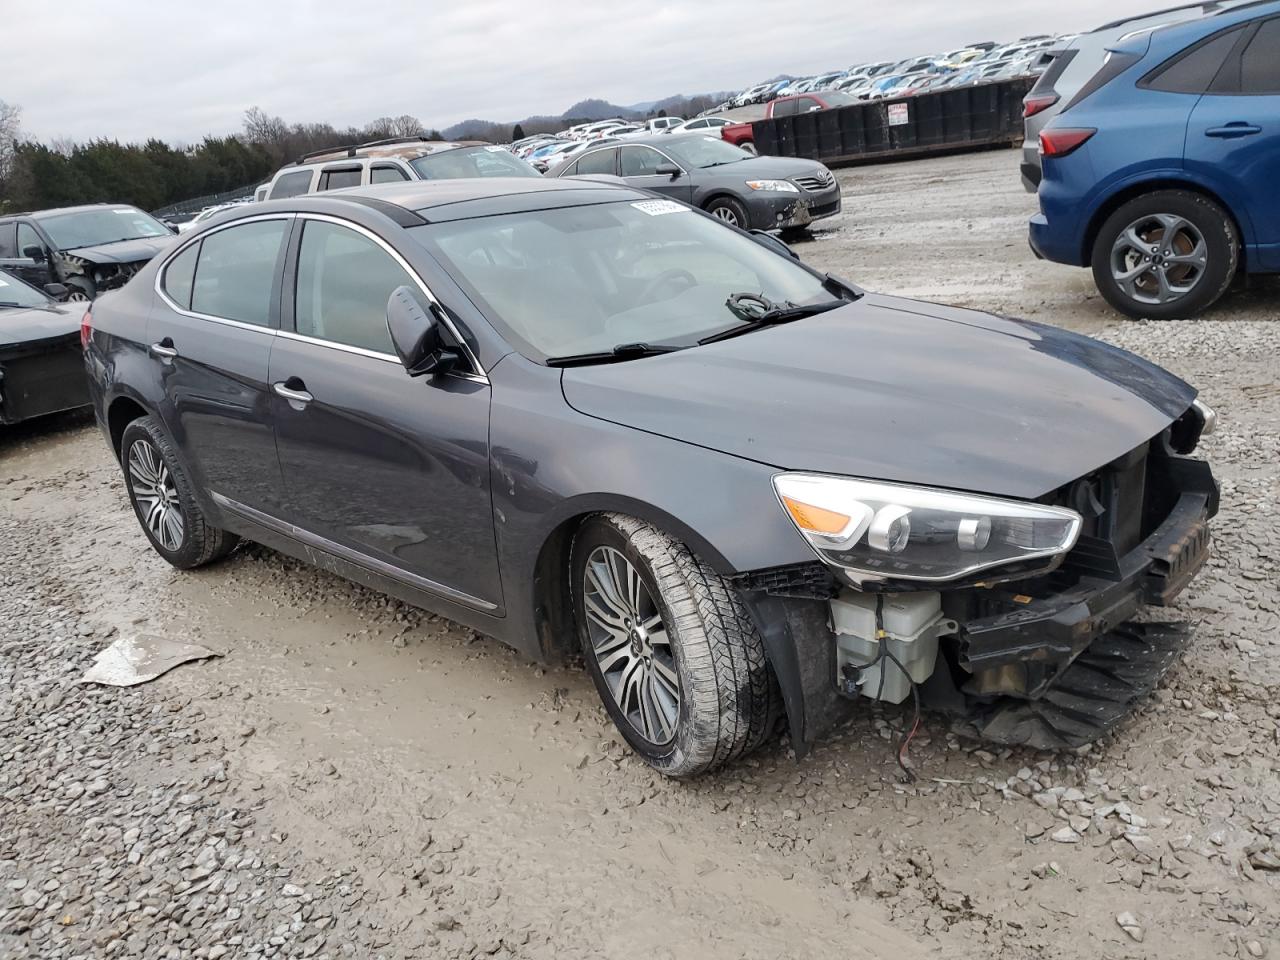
xmin=718 ymin=34 xmax=1072 ymax=112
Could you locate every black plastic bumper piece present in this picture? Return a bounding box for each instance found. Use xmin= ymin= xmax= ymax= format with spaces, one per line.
xmin=962 ymin=621 xmax=1191 ymax=750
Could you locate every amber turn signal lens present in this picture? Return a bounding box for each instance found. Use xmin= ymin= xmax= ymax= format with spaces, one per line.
xmin=781 ymin=496 xmax=850 ymax=536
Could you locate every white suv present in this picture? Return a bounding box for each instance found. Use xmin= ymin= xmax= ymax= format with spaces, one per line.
xmin=262 ymin=137 xmax=541 ymax=200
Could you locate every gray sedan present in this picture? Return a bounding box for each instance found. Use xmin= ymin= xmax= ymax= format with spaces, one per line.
xmin=553 ymin=133 xmax=841 ymax=233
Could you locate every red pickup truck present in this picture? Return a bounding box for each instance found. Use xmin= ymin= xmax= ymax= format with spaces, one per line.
xmin=721 ymin=92 xmax=858 ymax=152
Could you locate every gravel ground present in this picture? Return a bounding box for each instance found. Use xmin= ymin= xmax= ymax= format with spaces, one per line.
xmin=2 ymin=148 xmax=1278 ymax=960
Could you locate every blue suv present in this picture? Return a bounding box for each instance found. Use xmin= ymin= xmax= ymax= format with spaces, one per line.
xmin=1030 ymin=3 xmax=1280 ymax=318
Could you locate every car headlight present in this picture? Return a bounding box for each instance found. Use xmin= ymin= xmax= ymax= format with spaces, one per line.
xmin=773 ymin=473 xmax=1082 ymax=584
xmin=745 ymin=179 xmax=799 ymax=193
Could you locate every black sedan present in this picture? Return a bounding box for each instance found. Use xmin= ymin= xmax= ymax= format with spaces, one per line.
xmin=84 ymin=179 xmax=1217 ymax=777
xmin=552 ymin=133 xmax=841 ymax=234
xmin=0 ymin=270 xmax=89 ymax=425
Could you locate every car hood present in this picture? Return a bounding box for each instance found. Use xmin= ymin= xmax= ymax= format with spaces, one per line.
xmin=59 ymin=235 xmax=175 ymax=264
xmin=0 ymin=303 xmax=79 ymax=350
xmin=560 ymin=293 xmax=1196 ymax=499
xmin=702 ymin=155 xmax=831 ymax=181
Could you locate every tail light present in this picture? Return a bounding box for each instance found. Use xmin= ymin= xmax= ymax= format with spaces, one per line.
xmin=80 ymin=307 xmax=93 ymax=350
xmin=1023 ymin=93 xmax=1059 ymax=118
xmin=1039 ymin=128 xmax=1096 ymax=158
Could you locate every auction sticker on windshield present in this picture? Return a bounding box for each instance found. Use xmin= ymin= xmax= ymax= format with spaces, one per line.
xmin=888 ymin=103 xmax=909 ymax=126
xmin=632 ymin=200 xmax=690 ymax=217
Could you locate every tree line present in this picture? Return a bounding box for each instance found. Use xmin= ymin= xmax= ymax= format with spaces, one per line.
xmin=0 ymin=103 xmax=442 ymax=214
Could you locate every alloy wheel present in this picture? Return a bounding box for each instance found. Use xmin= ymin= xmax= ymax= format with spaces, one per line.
xmin=712 ymin=206 xmax=740 ymax=227
xmin=582 ymin=546 xmax=680 ymax=745
xmin=66 ymin=291 xmax=91 ymax=303
xmin=128 ymin=439 xmax=185 ymax=551
xmin=1110 ymin=213 xmax=1207 ymax=306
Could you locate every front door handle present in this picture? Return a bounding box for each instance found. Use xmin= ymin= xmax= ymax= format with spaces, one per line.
xmin=272 ymin=378 xmax=313 ymax=408
xmin=1205 ymin=123 xmax=1262 ymax=139
xmin=149 ymin=338 xmax=178 ymax=360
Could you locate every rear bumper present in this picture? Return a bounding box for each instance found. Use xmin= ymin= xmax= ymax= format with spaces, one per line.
xmin=0 ymin=338 xmax=90 ymax=425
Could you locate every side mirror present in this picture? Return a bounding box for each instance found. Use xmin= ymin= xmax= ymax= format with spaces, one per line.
xmin=43 ymin=282 xmax=69 ymax=300
xmin=655 ymin=163 xmax=681 ymax=179
xmin=749 ymin=229 xmax=800 ymax=261
xmin=386 ymin=285 xmax=459 ymax=378
xmin=23 ymin=244 xmax=46 ymax=262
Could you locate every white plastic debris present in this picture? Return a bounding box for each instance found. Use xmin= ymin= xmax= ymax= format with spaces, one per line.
xmin=79 ymin=634 xmax=221 ymax=686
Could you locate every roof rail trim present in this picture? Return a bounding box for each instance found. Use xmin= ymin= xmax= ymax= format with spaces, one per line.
xmin=327 ymin=195 xmax=429 ymax=227
xmin=294 ymin=135 xmax=439 ymax=165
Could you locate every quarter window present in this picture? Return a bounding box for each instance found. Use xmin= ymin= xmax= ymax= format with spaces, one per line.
xmin=162 ymin=242 xmax=200 ymax=310
xmin=371 ymin=164 xmax=410 ymax=184
xmin=1240 ymin=19 xmax=1280 ymax=94
xmin=294 ymin=220 xmax=414 ymax=354
xmin=190 ymin=219 xmax=287 ymax=326
xmin=269 ymin=170 xmax=314 ymax=199
xmin=1144 ymin=27 xmax=1243 ymax=94
xmin=0 ymin=223 xmax=15 ymax=258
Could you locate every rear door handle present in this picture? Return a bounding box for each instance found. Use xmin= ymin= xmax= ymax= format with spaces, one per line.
xmin=272 ymin=378 xmax=313 ymax=407
xmin=149 ymin=338 xmax=178 ymax=360
xmin=1205 ymin=123 xmax=1262 ymax=139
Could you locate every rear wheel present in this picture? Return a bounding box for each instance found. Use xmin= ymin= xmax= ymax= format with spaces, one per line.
xmin=1090 ymin=190 xmax=1237 ymax=320
xmin=705 ymin=195 xmax=749 ymax=230
xmin=120 ymin=416 xmax=239 ymax=569
xmin=571 ymin=514 xmax=780 ymax=778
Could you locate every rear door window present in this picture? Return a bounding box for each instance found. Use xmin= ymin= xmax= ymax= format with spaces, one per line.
xmin=293 ymin=219 xmax=414 ymax=354
xmin=1144 ymin=27 xmax=1244 ymax=93
xmin=269 ymin=170 xmax=314 ymax=199
xmin=575 ymin=148 xmax=618 ymax=176
xmin=1239 ymin=18 xmax=1280 ymax=94
xmin=318 ymin=166 xmax=362 ymax=191
xmin=191 ymin=219 xmax=288 ymax=326
xmin=772 ymin=98 xmax=798 ymax=117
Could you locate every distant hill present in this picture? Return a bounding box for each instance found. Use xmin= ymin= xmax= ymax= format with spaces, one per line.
xmin=440 ymin=91 xmax=734 ymax=142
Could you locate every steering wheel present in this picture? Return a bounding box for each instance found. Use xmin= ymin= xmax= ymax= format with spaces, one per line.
xmin=638 ymin=269 xmax=697 ymax=304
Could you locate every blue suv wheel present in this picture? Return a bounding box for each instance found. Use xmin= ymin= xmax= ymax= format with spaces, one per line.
xmin=1090 ymin=190 xmax=1239 ymax=320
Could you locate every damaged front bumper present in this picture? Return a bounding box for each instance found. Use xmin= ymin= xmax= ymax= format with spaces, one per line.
xmin=751 ymin=184 xmax=842 ymax=230
xmin=738 ymin=450 xmax=1218 ymax=755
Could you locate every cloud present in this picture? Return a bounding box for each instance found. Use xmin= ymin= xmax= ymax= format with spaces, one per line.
xmin=6 ymin=0 xmax=1165 ymax=145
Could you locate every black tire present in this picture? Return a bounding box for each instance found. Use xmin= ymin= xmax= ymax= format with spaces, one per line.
xmin=779 ymin=226 xmax=812 ymax=243
xmin=1090 ymin=190 xmax=1238 ymax=320
xmin=64 ymin=277 xmax=96 ymax=302
xmin=704 ymin=195 xmax=750 ymax=230
xmin=571 ymin=513 xmax=780 ymax=778
xmin=120 ymin=416 xmax=239 ymax=569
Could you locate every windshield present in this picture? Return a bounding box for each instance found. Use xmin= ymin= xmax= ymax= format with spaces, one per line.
xmin=0 ymin=270 xmax=52 ymax=309
xmin=661 ymin=136 xmax=751 ymax=169
xmin=410 ymin=146 xmax=541 ymax=180
xmin=412 ymin=199 xmax=835 ymax=361
xmin=36 ymin=206 xmax=171 ymax=250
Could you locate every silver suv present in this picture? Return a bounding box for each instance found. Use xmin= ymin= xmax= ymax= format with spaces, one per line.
xmin=263 ymin=136 xmax=540 ymax=200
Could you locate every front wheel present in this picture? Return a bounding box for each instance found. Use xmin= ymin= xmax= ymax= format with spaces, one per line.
xmin=1090 ymin=190 xmax=1238 ymax=320
xmin=704 ymin=195 xmax=750 ymax=230
xmin=571 ymin=514 xmax=780 ymax=778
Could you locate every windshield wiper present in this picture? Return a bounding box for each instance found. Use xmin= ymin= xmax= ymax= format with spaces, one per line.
xmin=698 ymin=293 xmax=848 ymax=345
xmin=700 ymin=160 xmax=743 ymax=168
xmin=62 ymin=236 xmax=150 ymax=250
xmin=545 ymin=342 xmax=684 ymax=368
xmin=0 ymin=301 xmax=27 ymax=308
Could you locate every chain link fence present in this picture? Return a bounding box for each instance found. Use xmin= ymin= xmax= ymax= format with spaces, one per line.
xmin=151 ymin=182 xmax=262 ymax=218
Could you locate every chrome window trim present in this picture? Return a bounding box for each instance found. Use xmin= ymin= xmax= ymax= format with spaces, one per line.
xmin=295 ymin=212 xmax=487 ymax=379
xmin=152 ymin=210 xmax=489 ymax=384
xmin=210 ymin=492 xmax=499 ymax=612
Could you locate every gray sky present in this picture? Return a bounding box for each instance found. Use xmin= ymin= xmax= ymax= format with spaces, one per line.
xmin=7 ymin=0 xmax=1165 ymax=145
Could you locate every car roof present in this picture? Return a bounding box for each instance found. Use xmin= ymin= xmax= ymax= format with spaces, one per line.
xmin=246 ymin=177 xmax=651 ymax=225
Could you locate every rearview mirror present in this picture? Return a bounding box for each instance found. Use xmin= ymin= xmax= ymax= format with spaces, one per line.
xmin=23 ymin=244 xmax=46 ymax=262
xmin=386 ymin=285 xmax=459 ymax=378
xmin=655 ymin=163 xmax=681 ymax=179
xmin=43 ymin=282 xmax=69 ymax=300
